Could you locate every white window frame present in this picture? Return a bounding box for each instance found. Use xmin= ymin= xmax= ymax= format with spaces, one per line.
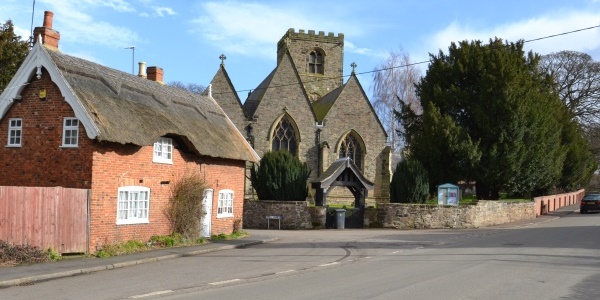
xmin=116 ymin=186 xmax=150 ymax=225
xmin=153 ymin=137 xmax=173 ymax=164
xmin=7 ymin=118 xmax=22 ymax=147
xmin=62 ymin=117 xmax=79 ymax=147
xmin=217 ymin=189 xmax=234 ymax=218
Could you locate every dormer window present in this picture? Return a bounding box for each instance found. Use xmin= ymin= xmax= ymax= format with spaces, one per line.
xmin=309 ymin=50 xmax=324 ymax=74
xmin=153 ymin=137 xmax=173 ymax=164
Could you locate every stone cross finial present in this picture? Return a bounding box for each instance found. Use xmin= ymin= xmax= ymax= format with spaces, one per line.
xmin=219 ymin=54 xmax=227 ymax=66
xmin=351 ymin=62 xmax=357 ymax=74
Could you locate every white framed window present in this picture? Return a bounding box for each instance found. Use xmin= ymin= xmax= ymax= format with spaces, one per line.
xmin=116 ymin=186 xmax=150 ymax=225
xmin=217 ymin=189 xmax=234 ymax=218
xmin=62 ymin=117 xmax=79 ymax=147
xmin=153 ymin=137 xmax=173 ymax=164
xmin=7 ymin=118 xmax=22 ymax=147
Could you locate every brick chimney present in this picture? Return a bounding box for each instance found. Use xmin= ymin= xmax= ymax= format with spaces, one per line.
xmin=147 ymin=66 xmax=164 ymax=83
xmin=33 ymin=11 xmax=60 ymax=49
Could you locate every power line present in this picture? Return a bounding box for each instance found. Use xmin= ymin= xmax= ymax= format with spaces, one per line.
xmin=213 ymin=24 xmax=600 ymax=97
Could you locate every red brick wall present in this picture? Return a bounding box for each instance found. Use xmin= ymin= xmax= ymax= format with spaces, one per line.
xmin=0 ymin=68 xmax=93 ymax=188
xmin=89 ymin=143 xmax=246 ymax=252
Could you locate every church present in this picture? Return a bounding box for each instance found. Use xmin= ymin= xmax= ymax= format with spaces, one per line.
xmin=207 ymin=28 xmax=391 ymax=203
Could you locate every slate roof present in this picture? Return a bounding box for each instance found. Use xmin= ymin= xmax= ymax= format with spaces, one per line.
xmin=243 ymin=68 xmax=276 ymax=118
xmin=42 ymin=47 xmax=258 ymax=162
xmin=312 ymin=157 xmax=374 ymax=190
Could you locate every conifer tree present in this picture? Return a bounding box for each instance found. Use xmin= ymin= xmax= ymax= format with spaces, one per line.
xmin=0 ymin=20 xmax=29 ymax=93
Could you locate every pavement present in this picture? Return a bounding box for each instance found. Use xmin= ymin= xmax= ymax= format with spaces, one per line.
xmin=0 ymin=205 xmax=580 ymax=289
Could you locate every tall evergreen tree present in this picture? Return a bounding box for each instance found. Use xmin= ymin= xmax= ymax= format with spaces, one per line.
xmin=0 ymin=20 xmax=29 ymax=93
xmin=410 ymin=38 xmax=566 ymax=199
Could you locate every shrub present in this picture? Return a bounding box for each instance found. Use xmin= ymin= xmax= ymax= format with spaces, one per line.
xmin=250 ymin=150 xmax=311 ymax=201
xmin=166 ymin=173 xmax=208 ymax=240
xmin=390 ymin=158 xmax=429 ymax=204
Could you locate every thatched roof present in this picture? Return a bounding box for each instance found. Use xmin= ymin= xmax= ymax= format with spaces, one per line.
xmin=30 ymin=45 xmax=257 ymax=162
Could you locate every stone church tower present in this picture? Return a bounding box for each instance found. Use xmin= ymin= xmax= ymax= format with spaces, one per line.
xmin=208 ymin=28 xmax=391 ymax=203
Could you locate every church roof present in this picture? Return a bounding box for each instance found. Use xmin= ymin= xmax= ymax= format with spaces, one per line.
xmin=243 ymin=68 xmax=276 ymax=118
xmin=312 ymin=84 xmax=344 ymax=122
xmin=0 ymin=42 xmax=259 ymax=163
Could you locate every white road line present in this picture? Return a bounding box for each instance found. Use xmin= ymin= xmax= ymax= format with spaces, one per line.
xmin=276 ymin=270 xmax=296 ymax=274
xmin=209 ymin=279 xmax=242 ymax=286
xmin=390 ymin=251 xmax=401 ymax=254
xmin=130 ymin=290 xmax=174 ymax=298
xmin=319 ymin=262 xmax=339 ymax=267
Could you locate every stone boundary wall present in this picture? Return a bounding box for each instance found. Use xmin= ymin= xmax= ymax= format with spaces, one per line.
xmin=376 ymin=201 xmax=535 ymax=229
xmin=244 ymin=190 xmax=585 ymax=230
xmin=243 ymin=200 xmax=326 ymax=229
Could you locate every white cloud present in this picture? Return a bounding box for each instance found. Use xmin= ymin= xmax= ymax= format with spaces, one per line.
xmin=37 ymin=0 xmax=140 ymax=48
xmin=154 ymin=7 xmax=176 ymax=17
xmin=190 ymin=1 xmax=368 ymax=60
xmin=425 ymin=10 xmax=600 ymax=57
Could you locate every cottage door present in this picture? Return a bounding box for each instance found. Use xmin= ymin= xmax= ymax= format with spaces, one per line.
xmin=201 ymin=189 xmax=213 ymax=238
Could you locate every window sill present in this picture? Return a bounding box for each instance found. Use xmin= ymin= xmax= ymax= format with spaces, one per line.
xmin=5 ymin=145 xmax=22 ymax=148
xmin=60 ymin=145 xmax=79 ymax=148
xmin=116 ymin=219 xmax=150 ymax=225
xmin=217 ymin=214 xmax=233 ymax=219
xmin=153 ymin=159 xmax=173 ymax=165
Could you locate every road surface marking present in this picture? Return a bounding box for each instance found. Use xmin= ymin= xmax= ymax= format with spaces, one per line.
xmin=319 ymin=262 xmax=339 ymax=267
xmin=209 ymin=279 xmax=241 ymax=285
xmin=130 ymin=290 xmax=174 ymax=298
xmin=276 ymin=270 xmax=296 ymax=274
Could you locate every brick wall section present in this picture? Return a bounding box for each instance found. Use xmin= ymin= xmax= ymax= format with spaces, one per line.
xmin=0 ymin=68 xmax=93 ymax=188
xmin=89 ymin=142 xmax=246 ymax=252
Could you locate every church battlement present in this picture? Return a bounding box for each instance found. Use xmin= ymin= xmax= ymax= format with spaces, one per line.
xmin=277 ymin=28 xmax=344 ymax=53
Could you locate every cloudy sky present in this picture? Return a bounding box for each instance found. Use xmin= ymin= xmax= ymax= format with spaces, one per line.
xmin=2 ymin=0 xmax=600 ymax=101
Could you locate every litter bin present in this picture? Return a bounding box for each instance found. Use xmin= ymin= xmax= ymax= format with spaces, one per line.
xmin=335 ymin=209 xmax=346 ymax=229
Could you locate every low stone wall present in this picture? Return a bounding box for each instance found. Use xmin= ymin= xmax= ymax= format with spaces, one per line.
xmin=376 ymin=201 xmax=535 ymax=229
xmin=243 ymin=199 xmax=538 ymax=230
xmin=243 ymin=200 xmax=326 ymax=229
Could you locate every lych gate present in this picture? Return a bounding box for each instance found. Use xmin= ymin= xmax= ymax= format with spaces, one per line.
xmin=311 ymin=157 xmax=374 ymax=208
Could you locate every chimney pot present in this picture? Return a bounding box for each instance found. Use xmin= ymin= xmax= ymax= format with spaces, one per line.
xmin=138 ymin=62 xmax=147 ymax=78
xmin=33 ymin=11 xmax=60 ymax=49
xmin=43 ymin=11 xmax=54 ymax=29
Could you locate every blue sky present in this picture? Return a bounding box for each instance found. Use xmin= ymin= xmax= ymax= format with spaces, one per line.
xmin=2 ymin=0 xmax=600 ymax=101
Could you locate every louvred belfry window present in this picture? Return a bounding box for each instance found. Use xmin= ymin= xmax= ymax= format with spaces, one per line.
xmin=309 ymin=50 xmax=324 ymax=74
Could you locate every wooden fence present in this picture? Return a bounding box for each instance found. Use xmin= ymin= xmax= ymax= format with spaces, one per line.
xmin=0 ymin=186 xmax=89 ymax=254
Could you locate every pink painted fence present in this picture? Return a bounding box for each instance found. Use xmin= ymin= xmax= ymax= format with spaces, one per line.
xmin=0 ymin=186 xmax=89 ymax=253
xmin=533 ymin=189 xmax=585 ymax=217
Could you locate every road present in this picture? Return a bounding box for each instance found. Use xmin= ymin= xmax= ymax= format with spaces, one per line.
xmin=1 ymin=209 xmax=599 ymax=300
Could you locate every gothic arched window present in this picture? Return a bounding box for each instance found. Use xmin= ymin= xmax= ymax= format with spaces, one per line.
xmin=271 ymin=117 xmax=298 ymax=156
xmin=339 ymin=133 xmax=364 ymax=169
xmin=308 ymin=50 xmax=324 ymax=74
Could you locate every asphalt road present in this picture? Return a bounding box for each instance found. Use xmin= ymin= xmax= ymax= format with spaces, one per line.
xmin=1 ymin=209 xmax=599 ymax=300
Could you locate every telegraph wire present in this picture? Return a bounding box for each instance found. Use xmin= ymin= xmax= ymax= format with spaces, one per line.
xmin=212 ymin=24 xmax=600 ymax=97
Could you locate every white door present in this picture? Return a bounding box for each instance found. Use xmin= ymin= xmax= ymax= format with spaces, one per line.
xmin=201 ymin=189 xmax=213 ymax=238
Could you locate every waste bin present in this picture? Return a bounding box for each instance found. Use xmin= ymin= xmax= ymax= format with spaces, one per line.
xmin=335 ymin=209 xmax=346 ymax=229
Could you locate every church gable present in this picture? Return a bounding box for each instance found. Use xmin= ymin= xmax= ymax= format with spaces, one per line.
xmin=248 ymin=52 xmax=316 ymax=158
xmin=206 ymin=65 xmax=248 ymax=132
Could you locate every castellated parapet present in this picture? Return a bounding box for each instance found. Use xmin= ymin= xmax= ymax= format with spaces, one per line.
xmin=277 ymin=28 xmax=345 ymax=99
